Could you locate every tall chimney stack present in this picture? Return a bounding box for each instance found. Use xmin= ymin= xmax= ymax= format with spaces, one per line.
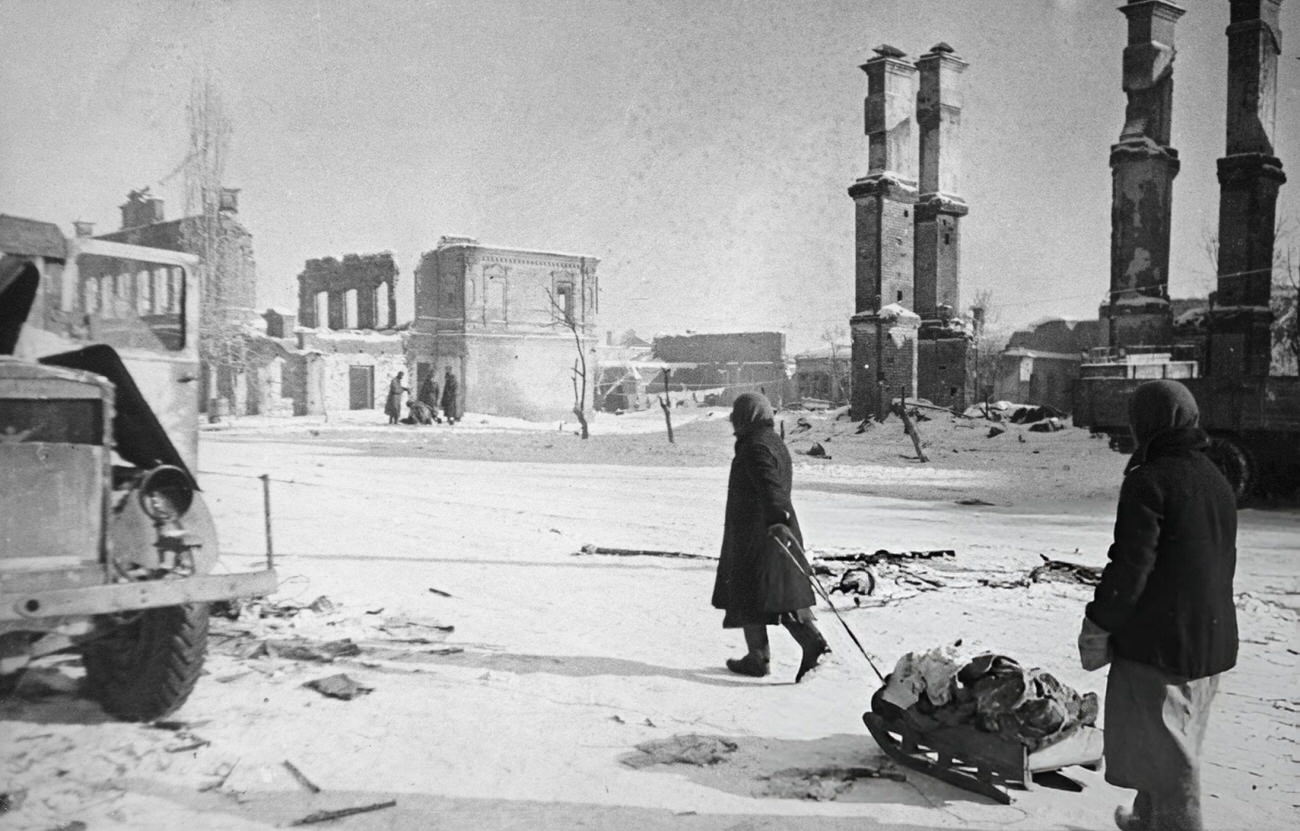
xmin=1213 ymin=0 xmax=1286 ymax=377
xmin=1105 ymin=0 xmax=1185 ymax=349
xmin=849 ymin=44 xmax=919 ymax=314
xmin=914 ymin=42 xmax=968 ymax=321
xmin=848 ymin=45 xmax=921 ymax=421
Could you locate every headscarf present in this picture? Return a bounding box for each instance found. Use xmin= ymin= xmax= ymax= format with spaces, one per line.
xmin=730 ymin=392 xmax=774 ymax=436
xmin=1126 ymin=380 xmax=1203 ymax=471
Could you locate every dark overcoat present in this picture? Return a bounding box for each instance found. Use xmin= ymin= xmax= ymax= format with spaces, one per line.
xmin=384 ymin=376 xmax=405 ymax=421
xmin=441 ymin=374 xmax=461 ymax=420
xmin=418 ymin=377 xmax=439 ymax=410
xmin=1086 ymin=427 xmax=1238 ymax=679
xmin=711 ymin=425 xmax=815 ymax=627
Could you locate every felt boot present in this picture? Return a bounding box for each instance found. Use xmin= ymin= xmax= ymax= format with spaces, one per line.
xmin=726 ymin=626 xmax=770 ymax=677
xmin=784 ymin=618 xmax=830 ymax=682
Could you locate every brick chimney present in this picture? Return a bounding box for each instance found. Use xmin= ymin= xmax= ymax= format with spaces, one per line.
xmin=219 ymin=187 xmax=240 ymax=214
xmin=1211 ymin=0 xmax=1286 ymax=377
xmin=119 ymin=189 xmax=164 ymax=229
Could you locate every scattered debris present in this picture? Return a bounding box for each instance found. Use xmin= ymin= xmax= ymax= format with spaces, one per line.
xmin=610 ymin=714 xmax=625 ymax=724
xmin=760 ymin=766 xmax=907 ymax=800
xmin=289 ymin=800 xmax=397 ymax=826
xmin=307 ymin=596 xmax=337 ymax=614
xmin=284 ymin=759 xmax=322 ymax=793
xmin=625 ymin=734 xmax=739 ymax=768
xmin=49 ymin=822 xmax=87 ymax=831
xmin=0 ymin=788 xmax=27 ymax=814
xmin=987 ymin=426 xmax=1006 ymax=438
xmin=427 ymin=587 xmax=454 ymax=598
xmin=815 ymin=549 xmax=955 ymax=564
xmin=302 ymin=674 xmax=374 ymax=701
xmin=199 ymin=759 xmax=240 ymax=793
xmin=576 ymin=543 xmax=713 ymax=561
xmin=955 ymin=497 xmax=995 ymax=506
xmin=830 ymin=568 xmax=876 ymax=597
xmin=265 ymin=638 xmax=362 ymax=663
xmin=805 ymin=442 xmax=830 ymax=458
xmin=1028 ymin=555 xmax=1103 ymax=586
xmin=166 ymin=738 xmax=211 ymax=753
xmin=1029 ymin=418 xmax=1064 ymax=433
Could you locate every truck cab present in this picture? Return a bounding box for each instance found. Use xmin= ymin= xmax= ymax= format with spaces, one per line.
xmin=1 ymin=217 xmax=275 ymax=719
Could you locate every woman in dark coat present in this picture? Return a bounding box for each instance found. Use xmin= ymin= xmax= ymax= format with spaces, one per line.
xmin=384 ymin=371 xmax=408 ymax=425
xmin=441 ymin=369 xmax=461 ymax=425
xmin=1078 ymin=380 xmax=1237 ymax=831
xmin=711 ymin=392 xmax=828 ymax=681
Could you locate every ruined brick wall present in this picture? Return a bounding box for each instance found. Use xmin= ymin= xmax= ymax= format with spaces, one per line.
xmin=297 ymin=253 xmax=397 ymax=330
xmin=1006 ymin=319 xmax=1104 ymax=355
xmin=850 ymin=313 xmax=918 ymax=419
xmin=917 ymin=336 xmax=972 ymax=410
xmin=652 ymin=332 xmax=784 ymax=365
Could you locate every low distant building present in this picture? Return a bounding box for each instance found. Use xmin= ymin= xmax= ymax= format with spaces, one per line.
xmin=793 ymin=344 xmax=851 ymax=405
xmin=994 ymin=318 xmax=1104 ymax=411
xmin=651 ymin=331 xmax=790 ymax=408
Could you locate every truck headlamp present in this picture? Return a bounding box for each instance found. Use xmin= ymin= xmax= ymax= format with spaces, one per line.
xmin=137 ymin=465 xmax=195 ymax=522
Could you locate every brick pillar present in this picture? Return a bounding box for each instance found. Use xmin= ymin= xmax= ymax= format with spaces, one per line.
xmin=1103 ymin=0 xmax=1185 ymax=349
xmin=851 ymin=307 xmax=920 ymax=421
xmin=297 ymin=275 xmax=317 ymax=327
xmin=848 ymin=45 xmax=918 ymax=419
xmin=1212 ymin=0 xmax=1286 ymax=377
xmin=914 ymin=43 xmax=969 ymax=321
xmin=387 ymin=275 xmax=398 ymax=329
xmin=357 ymin=282 xmax=378 ymax=329
xmin=327 ymin=290 xmax=346 ymax=330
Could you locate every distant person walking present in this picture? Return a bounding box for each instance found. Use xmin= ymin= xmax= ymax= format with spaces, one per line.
xmin=1078 ymin=380 xmax=1237 ymax=831
xmin=441 ymin=368 xmax=461 ymax=425
xmin=711 ymin=392 xmax=829 ymax=682
xmin=384 ymin=371 xmax=408 ymax=425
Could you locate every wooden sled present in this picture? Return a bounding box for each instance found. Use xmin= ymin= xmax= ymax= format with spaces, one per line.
xmin=862 ymin=710 xmax=1103 ymax=804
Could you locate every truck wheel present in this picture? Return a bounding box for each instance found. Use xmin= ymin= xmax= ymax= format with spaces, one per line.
xmin=83 ymin=603 xmax=208 ymax=721
xmin=1206 ymin=436 xmax=1256 ymax=506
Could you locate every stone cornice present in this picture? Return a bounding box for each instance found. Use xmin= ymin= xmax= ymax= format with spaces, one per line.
xmin=1216 ymin=153 xmax=1287 ymax=185
xmin=1109 ymin=138 xmax=1181 ymax=167
xmin=848 ymin=174 xmax=918 ymax=201
xmin=915 ymin=193 xmax=969 ymax=218
xmin=1119 ymin=0 xmax=1186 ymax=25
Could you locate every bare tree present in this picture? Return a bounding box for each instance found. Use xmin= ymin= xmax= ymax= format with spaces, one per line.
xmin=180 ymin=72 xmax=245 ymax=413
xmin=546 ymin=288 xmax=590 ymax=439
xmin=968 ymin=289 xmax=1006 ymax=405
xmin=821 ymin=325 xmax=849 ymax=404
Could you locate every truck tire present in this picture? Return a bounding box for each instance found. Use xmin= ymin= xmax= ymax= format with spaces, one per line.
xmin=1205 ymin=435 xmax=1256 ymax=506
xmin=83 ymin=603 xmax=208 ymax=721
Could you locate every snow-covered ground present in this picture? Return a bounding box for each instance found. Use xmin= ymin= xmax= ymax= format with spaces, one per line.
xmin=2 ymin=410 xmax=1296 ymax=830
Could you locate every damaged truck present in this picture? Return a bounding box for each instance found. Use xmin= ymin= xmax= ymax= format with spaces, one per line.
xmin=0 ymin=215 xmax=276 ymax=719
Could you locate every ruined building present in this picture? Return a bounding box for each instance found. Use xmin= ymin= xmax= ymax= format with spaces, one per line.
xmin=95 ymin=187 xmax=260 ymax=411
xmin=292 ymin=253 xmax=407 ymax=415
xmin=849 ymin=43 xmax=972 ymax=420
xmin=408 ymin=237 xmax=599 ymax=420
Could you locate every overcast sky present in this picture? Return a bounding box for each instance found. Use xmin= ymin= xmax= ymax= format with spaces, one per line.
xmin=2 ymin=0 xmax=1298 ymax=351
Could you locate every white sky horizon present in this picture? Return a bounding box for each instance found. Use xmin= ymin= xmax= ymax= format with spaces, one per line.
xmin=2 ymin=0 xmax=1298 ymax=353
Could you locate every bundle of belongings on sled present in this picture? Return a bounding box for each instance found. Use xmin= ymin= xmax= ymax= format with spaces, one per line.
xmin=873 ymin=642 xmax=1099 ymax=752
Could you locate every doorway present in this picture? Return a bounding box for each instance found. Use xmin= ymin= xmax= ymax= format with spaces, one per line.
xmin=348 ymin=365 xmax=374 ymax=410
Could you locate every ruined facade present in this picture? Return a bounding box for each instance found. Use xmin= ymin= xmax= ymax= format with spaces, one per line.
xmin=849 ymin=43 xmax=972 ymax=419
xmin=410 ymin=237 xmax=599 ymax=420
xmin=96 ymin=188 xmax=260 ymax=413
xmin=291 ymin=253 xmax=405 ymax=417
xmin=1104 ymin=0 xmax=1185 ymax=347
xmin=297 ymin=253 xmax=398 ymax=331
xmin=1211 ymin=0 xmax=1286 ymax=377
